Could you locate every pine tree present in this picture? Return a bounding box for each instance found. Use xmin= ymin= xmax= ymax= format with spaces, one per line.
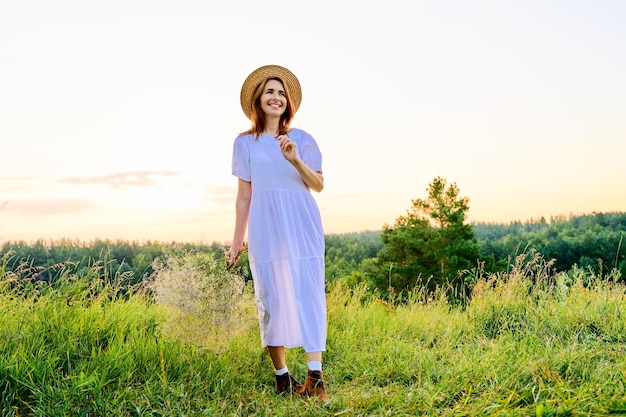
xmin=367 ymin=177 xmax=480 ymax=299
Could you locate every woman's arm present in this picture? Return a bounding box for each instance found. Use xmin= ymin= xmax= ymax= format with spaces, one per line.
xmin=226 ymin=178 xmax=252 ymax=266
xmin=290 ymin=158 xmax=324 ymax=192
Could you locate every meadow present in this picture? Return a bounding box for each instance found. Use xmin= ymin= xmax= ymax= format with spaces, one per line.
xmin=1 ymin=250 xmax=625 ymax=416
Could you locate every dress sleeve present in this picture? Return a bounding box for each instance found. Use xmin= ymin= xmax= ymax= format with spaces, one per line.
xmin=299 ymin=131 xmax=323 ymax=173
xmin=231 ymin=135 xmax=251 ymax=181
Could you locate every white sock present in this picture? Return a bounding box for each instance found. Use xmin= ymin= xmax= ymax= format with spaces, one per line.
xmin=307 ymin=361 xmax=322 ymax=371
xmin=274 ymin=367 xmax=288 ymax=376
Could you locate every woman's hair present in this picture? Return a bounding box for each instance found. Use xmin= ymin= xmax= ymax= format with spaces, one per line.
xmin=241 ymin=77 xmax=296 ymax=139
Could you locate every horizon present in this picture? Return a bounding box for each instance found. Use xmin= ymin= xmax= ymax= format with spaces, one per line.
xmin=1 ymin=208 xmax=622 ymax=246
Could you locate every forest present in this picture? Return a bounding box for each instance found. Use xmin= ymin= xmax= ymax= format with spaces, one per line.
xmin=473 ymin=211 xmax=626 ymax=274
xmin=2 ymin=210 xmax=624 ymax=299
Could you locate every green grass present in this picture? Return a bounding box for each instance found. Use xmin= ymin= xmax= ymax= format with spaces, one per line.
xmin=1 ymin=252 xmax=625 ymax=416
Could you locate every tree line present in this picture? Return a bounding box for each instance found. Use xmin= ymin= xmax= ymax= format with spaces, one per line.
xmin=2 ymin=177 xmax=624 ymax=301
xmin=473 ymin=212 xmax=626 ymax=275
xmin=0 ymin=239 xmax=227 ymax=288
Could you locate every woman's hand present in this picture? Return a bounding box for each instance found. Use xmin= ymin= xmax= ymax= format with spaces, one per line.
xmin=226 ymin=242 xmax=246 ymax=268
xmin=276 ymin=134 xmax=298 ymax=163
xmin=276 ymin=134 xmax=324 ymax=192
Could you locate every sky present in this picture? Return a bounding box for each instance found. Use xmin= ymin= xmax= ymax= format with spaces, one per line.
xmin=1 ymin=0 xmax=625 ymax=245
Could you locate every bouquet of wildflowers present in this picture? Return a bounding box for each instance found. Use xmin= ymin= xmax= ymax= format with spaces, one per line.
xmin=147 ymin=248 xmax=254 ymax=349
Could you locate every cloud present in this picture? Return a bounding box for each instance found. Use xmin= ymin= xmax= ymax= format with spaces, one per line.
xmin=203 ymin=185 xmax=233 ymax=195
xmin=60 ymin=171 xmax=182 ymax=189
xmin=0 ymin=177 xmax=39 ymax=192
xmin=0 ymin=177 xmax=37 ymax=181
xmin=201 ymin=185 xmax=235 ymax=205
xmin=3 ymin=199 xmax=98 ymax=215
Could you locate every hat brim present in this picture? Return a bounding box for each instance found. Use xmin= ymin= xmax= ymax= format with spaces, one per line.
xmin=240 ymin=65 xmax=301 ymax=120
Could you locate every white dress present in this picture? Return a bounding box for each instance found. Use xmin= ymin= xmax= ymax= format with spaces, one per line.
xmin=231 ymin=128 xmax=326 ymax=352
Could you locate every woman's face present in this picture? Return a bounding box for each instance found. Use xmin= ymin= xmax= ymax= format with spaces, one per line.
xmin=259 ymin=79 xmax=287 ymax=118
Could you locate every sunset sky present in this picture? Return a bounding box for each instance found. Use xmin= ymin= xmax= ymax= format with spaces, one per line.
xmin=1 ymin=0 xmax=625 ymax=244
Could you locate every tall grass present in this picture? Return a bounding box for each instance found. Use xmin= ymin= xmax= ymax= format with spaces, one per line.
xmin=1 ymin=250 xmax=625 ymax=416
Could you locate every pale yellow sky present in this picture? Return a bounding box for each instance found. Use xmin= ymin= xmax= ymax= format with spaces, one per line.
xmin=1 ymin=0 xmax=625 ymax=244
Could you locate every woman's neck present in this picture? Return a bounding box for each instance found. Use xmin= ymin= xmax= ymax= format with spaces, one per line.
xmin=263 ymin=120 xmax=280 ymax=136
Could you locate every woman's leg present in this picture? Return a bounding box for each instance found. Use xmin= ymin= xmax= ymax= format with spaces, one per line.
xmin=269 ymin=346 xmax=305 ymax=395
xmin=305 ymin=351 xmax=322 ymax=365
xmin=267 ymin=345 xmax=286 ymax=370
xmin=304 ymin=351 xmax=329 ymax=401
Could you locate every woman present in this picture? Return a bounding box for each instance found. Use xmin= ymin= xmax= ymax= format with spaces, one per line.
xmin=226 ymin=65 xmax=329 ymax=401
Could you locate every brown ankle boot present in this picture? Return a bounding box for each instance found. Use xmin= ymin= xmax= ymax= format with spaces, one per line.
xmin=304 ymin=370 xmax=329 ymax=402
xmin=275 ymin=372 xmax=305 ymax=395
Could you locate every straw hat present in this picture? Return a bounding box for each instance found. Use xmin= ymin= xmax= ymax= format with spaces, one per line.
xmin=240 ymin=65 xmax=302 ymax=119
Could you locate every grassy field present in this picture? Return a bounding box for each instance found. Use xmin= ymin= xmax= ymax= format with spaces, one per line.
xmin=1 ymin=251 xmax=625 ymax=416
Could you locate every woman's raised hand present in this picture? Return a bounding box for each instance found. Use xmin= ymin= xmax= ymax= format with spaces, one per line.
xmin=276 ymin=134 xmax=297 ymax=162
